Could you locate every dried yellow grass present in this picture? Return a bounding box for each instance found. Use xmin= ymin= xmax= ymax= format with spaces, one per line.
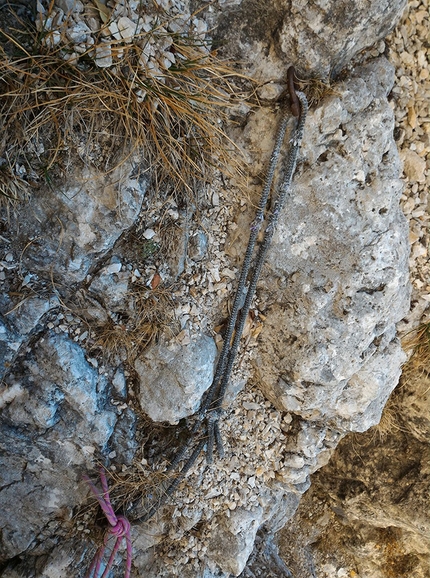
xmin=0 ymin=8 xmax=249 ymax=207
xmin=92 ymin=284 xmax=176 ymax=362
xmin=295 ymin=72 xmax=340 ymax=108
xmin=72 ymin=462 xmax=176 ymax=542
xmin=401 ymin=321 xmax=430 ymax=383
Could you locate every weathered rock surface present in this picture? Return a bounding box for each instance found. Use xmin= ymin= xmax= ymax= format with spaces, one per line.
xmin=0 ymin=0 xmax=416 ymax=576
xmin=12 ymin=160 xmax=147 ymax=285
xmin=88 ymin=257 xmax=130 ymax=312
xmin=256 ymin=57 xmax=410 ymax=432
xmin=135 ymin=334 xmax=218 ymax=423
xmin=0 ymin=331 xmax=118 ymax=562
xmin=206 ymin=488 xmax=302 ymax=576
xmin=188 ymin=229 xmax=209 ymax=262
xmin=215 ymin=0 xmax=406 ymax=78
xmin=0 ymin=313 xmax=22 ymax=380
xmin=0 ymin=295 xmax=59 ymax=380
xmin=278 ymin=0 xmax=407 ymax=75
xmin=279 ymin=371 xmax=430 ymax=578
xmin=207 ymin=507 xmax=265 ymax=575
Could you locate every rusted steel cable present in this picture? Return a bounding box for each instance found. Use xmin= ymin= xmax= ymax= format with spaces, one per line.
xmin=127 ymin=71 xmax=308 ymax=525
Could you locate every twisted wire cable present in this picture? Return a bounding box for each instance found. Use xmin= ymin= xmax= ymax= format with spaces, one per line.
xmin=211 ymin=92 xmax=308 ymax=413
xmin=164 ymin=105 xmax=294 ymax=472
xmin=128 ymin=88 xmax=308 ymax=525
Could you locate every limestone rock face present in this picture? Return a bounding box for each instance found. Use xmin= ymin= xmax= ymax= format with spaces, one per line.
xmin=207 ymin=507 xmax=264 ymax=575
xmin=0 ymin=332 xmax=117 ymax=561
xmin=13 ymin=159 xmax=147 ymax=285
xmin=256 ymin=58 xmax=410 ymax=431
xmin=206 ymin=489 xmax=301 ymax=576
xmin=0 ymin=0 xmax=414 ymax=576
xmin=135 ymin=334 xmax=218 ymax=423
xmin=278 ymin=0 xmax=407 ymax=75
xmin=0 ymin=296 xmax=59 ymax=379
xmin=215 ymin=0 xmax=406 ymax=78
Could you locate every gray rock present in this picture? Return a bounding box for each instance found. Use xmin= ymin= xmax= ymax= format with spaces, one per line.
xmin=162 ymin=214 xmax=190 ymax=280
xmin=109 ymin=407 xmax=138 ymax=465
xmin=0 ymin=331 xmax=117 ymax=560
xmin=215 ymin=0 xmax=406 ymax=80
xmin=207 ymin=486 xmax=300 ymax=576
xmin=256 ymin=58 xmax=410 ymax=430
xmin=0 ymin=313 xmax=21 ymax=380
xmin=188 ymin=230 xmax=209 ymax=262
xmin=0 ymin=541 xmax=89 ymax=578
xmin=207 ymin=482 xmax=300 ymax=577
xmin=278 ymin=0 xmax=407 ymax=75
xmin=335 ymin=339 xmax=406 ymax=432
xmin=6 ymin=295 xmax=59 ymax=336
xmin=57 ymin=0 xmax=79 ymax=12
xmin=135 ymin=334 xmax=217 ymax=423
xmin=207 ymin=507 xmax=264 ymax=576
xmin=112 ymin=366 xmax=127 ymax=398
xmin=13 ymin=160 xmax=147 ymax=285
xmin=0 ymin=296 xmax=59 ymax=380
xmin=88 ymin=260 xmax=130 ymax=312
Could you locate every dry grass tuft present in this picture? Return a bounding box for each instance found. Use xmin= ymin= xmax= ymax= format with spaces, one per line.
xmin=295 ymin=73 xmax=340 ymax=108
xmin=92 ymin=284 xmax=176 ymax=361
xmin=348 ymin=394 xmax=404 ymax=449
xmin=72 ymin=462 xmax=176 ymax=544
xmin=401 ymin=321 xmax=430 ymax=383
xmin=0 ymin=162 xmax=30 ymax=207
xmin=367 ymin=394 xmax=404 ymax=443
xmin=104 ymin=463 xmax=178 ymax=518
xmin=0 ymin=7 xmax=248 ymax=207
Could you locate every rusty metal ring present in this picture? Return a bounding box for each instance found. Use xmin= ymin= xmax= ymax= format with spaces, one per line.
xmin=287 ymin=66 xmax=301 ymax=118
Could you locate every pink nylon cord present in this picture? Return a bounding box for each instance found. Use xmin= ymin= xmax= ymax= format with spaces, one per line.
xmin=83 ymin=468 xmax=132 ymax=578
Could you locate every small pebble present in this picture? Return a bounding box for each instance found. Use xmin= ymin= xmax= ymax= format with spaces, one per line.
xmin=143 ymin=228 xmax=156 ymax=239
